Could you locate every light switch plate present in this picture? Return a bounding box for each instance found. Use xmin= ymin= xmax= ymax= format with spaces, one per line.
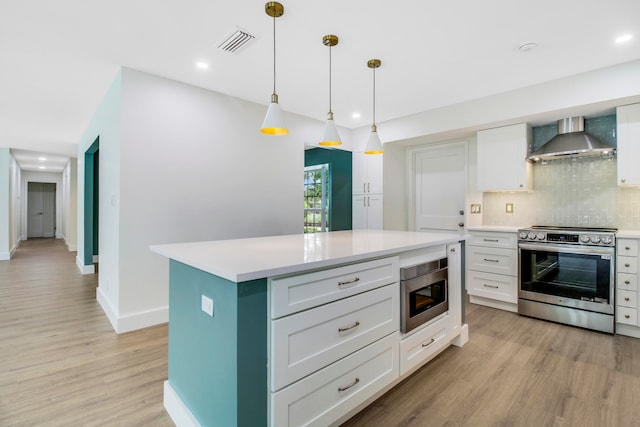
xmin=470 ymin=204 xmax=481 ymax=214
xmin=506 ymin=203 xmax=514 ymax=214
xmin=201 ymin=295 xmax=214 ymax=317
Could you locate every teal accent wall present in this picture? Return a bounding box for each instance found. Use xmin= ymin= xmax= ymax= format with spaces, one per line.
xmin=305 ymin=148 xmax=352 ymax=230
xmin=168 ymin=260 xmax=267 ymax=426
xmin=83 ymin=138 xmax=99 ymax=265
xmin=531 ymin=114 xmax=617 ymax=152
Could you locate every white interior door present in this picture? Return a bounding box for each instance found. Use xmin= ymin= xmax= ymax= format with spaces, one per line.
xmin=27 ymin=182 xmax=56 ymax=238
xmin=413 ymin=142 xmax=467 ymax=232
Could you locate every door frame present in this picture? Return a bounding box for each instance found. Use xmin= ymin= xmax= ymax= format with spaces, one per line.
xmin=27 ymin=182 xmax=57 ymax=238
xmin=406 ymin=140 xmax=468 ymax=232
xmin=21 ymin=175 xmax=63 ymax=241
xmin=83 ymin=137 xmax=99 ymax=267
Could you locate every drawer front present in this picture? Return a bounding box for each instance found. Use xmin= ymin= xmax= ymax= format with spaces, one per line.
xmin=468 ymin=231 xmax=517 ymax=249
xmin=270 ymin=284 xmax=399 ymax=391
xmin=618 ymin=256 xmax=638 ymax=274
xmin=466 ymin=271 xmax=518 ymax=303
xmin=617 ymin=273 xmax=638 ymax=292
xmin=617 ymin=306 xmax=638 ymax=326
xmin=270 ymin=333 xmax=399 ymax=427
xmin=467 ymin=246 xmax=516 ymax=276
xmin=617 ymin=290 xmax=637 ymax=308
xmin=270 ymin=257 xmax=399 ymax=318
xmin=399 ymin=314 xmax=450 ymax=375
xmin=618 ymin=239 xmax=639 ymax=257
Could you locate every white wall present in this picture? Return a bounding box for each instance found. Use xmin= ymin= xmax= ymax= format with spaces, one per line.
xmin=62 ymin=158 xmax=77 ymax=250
xmin=9 ymin=153 xmax=22 ymax=254
xmin=80 ymin=67 xmax=326 ymax=332
xmin=0 ymin=148 xmax=9 ymax=260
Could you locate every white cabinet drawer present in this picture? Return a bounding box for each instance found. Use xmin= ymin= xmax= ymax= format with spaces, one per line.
xmin=269 ymin=257 xmax=399 ymax=318
xmin=617 ymin=273 xmax=638 ymax=292
xmin=466 ymin=271 xmax=518 ymax=303
xmin=270 ymin=333 xmax=399 ymax=427
xmin=468 ymin=232 xmax=517 ymax=249
xmin=617 ymin=290 xmax=637 ymax=308
xmin=617 ymin=306 xmax=638 ymax=325
xmin=399 ymin=314 xmax=449 ymax=375
xmin=270 ymin=284 xmax=399 ymax=391
xmin=467 ymin=246 xmax=516 ymax=276
xmin=618 ymin=239 xmax=639 ymax=257
xmin=618 ymin=256 xmax=638 ymax=274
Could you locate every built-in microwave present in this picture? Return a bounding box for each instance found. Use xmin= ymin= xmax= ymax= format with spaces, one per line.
xmin=400 ymin=257 xmax=448 ymax=333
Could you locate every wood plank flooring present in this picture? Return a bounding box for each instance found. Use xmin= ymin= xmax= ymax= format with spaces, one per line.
xmin=2 ymin=239 xmax=640 ymax=426
xmin=0 ymin=238 xmax=173 ymax=426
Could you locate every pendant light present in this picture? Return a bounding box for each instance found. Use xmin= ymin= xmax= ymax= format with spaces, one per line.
xmin=364 ymin=59 xmax=383 ymax=155
xmin=319 ymin=34 xmax=341 ymax=146
xmin=261 ymin=2 xmax=288 ymax=135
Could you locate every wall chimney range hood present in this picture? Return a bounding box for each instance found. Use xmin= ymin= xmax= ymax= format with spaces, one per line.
xmin=527 ymin=116 xmax=615 ymax=162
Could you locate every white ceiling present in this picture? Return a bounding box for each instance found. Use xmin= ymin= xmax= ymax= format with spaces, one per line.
xmin=1 ymin=0 xmax=639 ymax=171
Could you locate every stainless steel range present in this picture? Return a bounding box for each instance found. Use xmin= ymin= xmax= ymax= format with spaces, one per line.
xmin=518 ymin=226 xmax=616 ymax=333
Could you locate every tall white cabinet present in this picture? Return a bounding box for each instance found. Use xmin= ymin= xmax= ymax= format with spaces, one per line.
xmin=353 ymin=152 xmax=383 ymax=229
xmin=617 ymin=103 xmax=640 ymax=186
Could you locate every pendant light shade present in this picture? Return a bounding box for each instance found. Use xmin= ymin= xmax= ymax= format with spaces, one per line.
xmin=261 ymin=2 xmax=288 ymax=135
xmin=364 ymin=59 xmax=383 ymax=155
xmin=319 ymin=34 xmax=341 ymax=146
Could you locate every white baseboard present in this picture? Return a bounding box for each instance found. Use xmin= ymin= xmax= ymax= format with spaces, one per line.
xmin=0 ymin=251 xmax=9 ymax=261
xmin=76 ymin=255 xmax=95 ymax=274
xmin=616 ymin=323 xmax=640 ymax=339
xmin=97 ymin=286 xmax=168 ymax=334
xmin=469 ymin=295 xmax=518 ymax=313
xmin=164 ymin=381 xmax=201 ymax=427
xmin=452 ymin=323 xmax=469 ymax=347
xmin=63 ymin=237 xmax=77 ymax=252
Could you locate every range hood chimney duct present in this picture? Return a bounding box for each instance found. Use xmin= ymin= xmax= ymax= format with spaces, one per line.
xmin=527 ymin=116 xmax=615 ymax=162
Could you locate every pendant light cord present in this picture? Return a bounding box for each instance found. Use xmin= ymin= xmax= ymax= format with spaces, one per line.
xmin=372 ymin=66 xmax=376 ymax=126
xmin=272 ymin=13 xmax=276 ymax=95
xmin=328 ymin=44 xmax=332 ymax=114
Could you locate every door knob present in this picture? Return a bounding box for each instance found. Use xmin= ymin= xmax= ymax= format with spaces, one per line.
xmin=458 ymin=222 xmax=464 ymax=227
xmin=459 ymin=210 xmax=464 ymax=215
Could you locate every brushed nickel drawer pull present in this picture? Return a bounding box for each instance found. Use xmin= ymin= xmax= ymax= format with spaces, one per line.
xmin=338 ymin=277 xmax=360 ymax=286
xmin=625 ymin=314 xmax=631 ymax=319
xmin=625 ymin=263 xmax=631 ymax=268
xmin=422 ymin=338 xmax=436 ymax=347
xmin=483 ymin=284 xmax=499 ymax=289
xmin=483 ymin=258 xmax=499 ymax=263
xmin=483 ymin=239 xmax=499 ymax=242
xmin=338 ymin=377 xmax=360 ymax=392
xmin=338 ymin=321 xmax=360 ymax=333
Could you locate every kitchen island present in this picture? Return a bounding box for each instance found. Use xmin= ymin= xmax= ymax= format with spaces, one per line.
xmin=151 ymin=230 xmax=468 ymax=427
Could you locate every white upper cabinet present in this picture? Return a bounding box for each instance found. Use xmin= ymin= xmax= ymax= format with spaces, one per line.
xmin=353 ymin=152 xmax=383 ymax=195
xmin=477 ymin=123 xmax=532 ymax=191
xmin=617 ymin=103 xmax=640 ymax=186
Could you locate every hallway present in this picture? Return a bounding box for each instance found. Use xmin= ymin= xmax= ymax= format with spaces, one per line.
xmin=0 ymin=239 xmax=172 ymax=426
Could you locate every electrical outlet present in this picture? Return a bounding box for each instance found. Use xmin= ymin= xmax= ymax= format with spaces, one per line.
xmin=201 ymin=295 xmax=214 ymax=317
xmin=505 ymin=203 xmax=514 ymax=214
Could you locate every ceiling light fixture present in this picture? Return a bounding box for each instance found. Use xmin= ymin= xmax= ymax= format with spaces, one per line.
xmin=319 ymin=34 xmax=341 ymax=146
xmin=615 ymin=34 xmax=633 ymax=44
xmin=195 ymin=61 xmax=209 ymax=69
xmin=352 ymin=112 xmax=361 ymax=119
xmin=364 ymin=59 xmax=383 ymax=155
xmin=38 ymin=157 xmax=47 ymax=161
xmin=260 ymin=2 xmax=288 ymax=136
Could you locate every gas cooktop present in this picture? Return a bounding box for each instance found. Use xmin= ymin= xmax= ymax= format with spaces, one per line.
xmin=518 ymin=225 xmax=617 ymax=247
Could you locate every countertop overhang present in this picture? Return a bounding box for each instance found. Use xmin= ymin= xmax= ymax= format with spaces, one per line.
xmin=151 ymin=230 xmax=467 ymax=282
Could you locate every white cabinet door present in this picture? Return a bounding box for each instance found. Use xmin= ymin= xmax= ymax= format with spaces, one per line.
xmin=477 ymin=123 xmax=532 ymax=191
xmin=617 ymin=103 xmax=640 ymax=186
xmin=353 ymin=152 xmax=383 ymax=195
xmin=352 ymin=195 xmax=383 ymax=230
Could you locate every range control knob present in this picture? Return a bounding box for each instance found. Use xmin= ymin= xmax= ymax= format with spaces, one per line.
xmin=601 ymin=236 xmax=613 ymax=245
xmin=580 ymin=235 xmax=591 ymax=243
xmin=519 ymin=231 xmax=529 ymax=240
xmin=591 ymin=235 xmax=601 ymax=244
xmin=527 ymin=232 xmax=536 ymax=240
xmin=536 ymin=233 xmax=546 ymax=240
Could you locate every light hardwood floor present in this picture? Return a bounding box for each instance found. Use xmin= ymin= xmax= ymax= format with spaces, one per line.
xmin=2 ymin=239 xmax=640 ymax=426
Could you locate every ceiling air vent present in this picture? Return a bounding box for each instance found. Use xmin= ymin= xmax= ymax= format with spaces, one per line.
xmin=217 ymin=28 xmax=255 ymax=53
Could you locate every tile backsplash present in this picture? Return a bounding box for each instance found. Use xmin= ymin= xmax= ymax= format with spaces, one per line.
xmin=483 ymin=156 xmax=640 ymax=230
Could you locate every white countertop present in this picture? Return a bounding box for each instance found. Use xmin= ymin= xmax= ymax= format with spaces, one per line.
xmin=618 ymin=230 xmax=640 ymax=238
xmin=151 ymin=230 xmax=467 ymax=282
xmin=467 ymin=225 xmax=527 ymax=232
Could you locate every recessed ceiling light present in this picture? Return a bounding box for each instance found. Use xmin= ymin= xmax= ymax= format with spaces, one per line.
xmin=38 ymin=156 xmax=46 ymax=161
xmin=195 ymin=61 xmax=209 ymax=69
xmin=352 ymin=112 xmax=361 ymax=119
xmin=518 ymin=42 xmax=538 ymax=52
xmin=615 ymin=34 xmax=633 ymax=44
xmin=39 ymin=166 xmax=46 ymax=169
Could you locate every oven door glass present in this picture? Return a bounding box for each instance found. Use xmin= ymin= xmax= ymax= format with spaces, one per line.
xmin=520 ymin=247 xmax=612 ymax=303
xmin=409 ymin=279 xmax=447 ymax=318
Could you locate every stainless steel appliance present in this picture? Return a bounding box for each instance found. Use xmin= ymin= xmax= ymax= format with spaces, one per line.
xmin=518 ymin=226 xmax=616 ymax=333
xmin=401 ymin=257 xmax=448 ymax=333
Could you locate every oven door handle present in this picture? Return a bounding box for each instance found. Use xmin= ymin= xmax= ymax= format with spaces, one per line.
xmin=518 ymin=242 xmax=614 ymax=256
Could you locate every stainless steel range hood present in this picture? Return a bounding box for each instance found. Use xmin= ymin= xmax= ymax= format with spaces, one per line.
xmin=527 ymin=116 xmax=615 ymax=161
